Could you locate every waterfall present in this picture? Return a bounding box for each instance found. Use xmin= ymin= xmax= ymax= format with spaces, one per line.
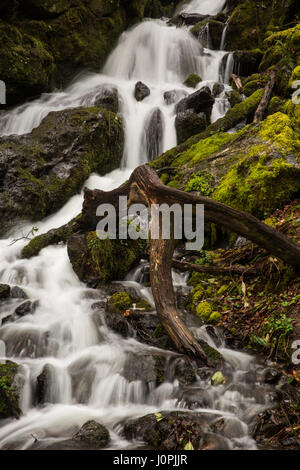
xmin=0 ymin=0 xmax=271 ymax=451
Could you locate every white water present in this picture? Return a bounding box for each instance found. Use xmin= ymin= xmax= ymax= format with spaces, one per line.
xmin=0 ymin=0 xmax=272 ymax=451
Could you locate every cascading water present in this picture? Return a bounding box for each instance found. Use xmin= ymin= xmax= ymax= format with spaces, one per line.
xmin=0 ymin=0 xmax=272 ymax=450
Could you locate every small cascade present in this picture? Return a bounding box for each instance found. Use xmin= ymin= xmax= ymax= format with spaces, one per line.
xmin=0 ymin=0 xmax=276 ymax=451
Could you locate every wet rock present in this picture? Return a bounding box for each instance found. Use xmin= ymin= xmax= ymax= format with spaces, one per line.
xmin=175 ymin=110 xmax=207 ymax=144
xmin=80 ymin=86 xmax=119 ymax=113
xmin=0 ymin=360 xmax=22 ymax=419
xmin=175 ymin=87 xmax=214 ymax=122
xmin=183 ymin=73 xmax=202 ymax=88
xmin=123 ymin=352 xmax=197 ymax=386
xmin=67 ymin=232 xmax=146 ymax=285
xmin=169 ymin=13 xmax=210 ymax=27
xmin=262 ymin=368 xmax=281 ymax=385
xmin=123 ymin=411 xmax=211 ymax=449
xmin=191 ymin=19 xmax=225 ymax=50
xmin=134 ymin=81 xmax=150 ymax=102
xmin=212 ymin=82 xmax=225 ymax=97
xmin=0 ymin=284 xmax=10 ymax=300
xmin=107 ymin=291 xmax=153 ymax=314
xmin=73 ymin=420 xmax=110 ymax=448
xmin=36 ymin=364 xmax=51 ymax=404
xmin=10 ymin=286 xmax=28 ymax=299
xmin=0 ymin=107 xmax=124 ymax=234
xmin=163 ymin=89 xmax=188 ymax=105
xmin=14 ymin=300 xmax=38 ymax=317
xmin=233 ymin=51 xmax=263 ymax=78
xmin=142 ymin=108 xmax=164 ymax=160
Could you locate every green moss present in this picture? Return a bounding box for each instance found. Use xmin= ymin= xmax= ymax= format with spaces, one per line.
xmin=183 ymin=73 xmax=202 ymax=88
xmin=68 ymin=231 xmax=147 ymax=284
xmin=289 ymin=65 xmax=300 ymax=87
xmin=185 ymin=172 xmax=214 ymax=195
xmin=108 ymin=291 xmax=152 ymax=313
xmin=209 ymin=311 xmax=222 ymax=323
xmin=0 ymin=22 xmax=55 ymax=104
xmin=259 ymin=112 xmax=300 ymax=153
xmin=196 ymin=301 xmax=213 ymax=319
xmin=213 ymin=153 xmax=300 ymax=217
xmin=0 ymin=361 xmax=21 ymax=419
xmin=172 ymin=132 xmax=234 ymax=167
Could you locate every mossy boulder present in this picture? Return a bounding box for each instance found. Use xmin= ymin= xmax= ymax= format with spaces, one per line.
xmin=0 ymin=22 xmax=56 ymax=105
xmin=67 ymin=231 xmax=147 ymax=285
xmin=213 ymin=113 xmax=300 ymax=217
xmin=175 ymin=111 xmax=207 ymax=144
xmin=123 ymin=411 xmax=212 ymax=449
xmin=196 ymin=301 xmax=213 ymax=319
xmin=225 ymin=0 xmax=296 ymax=51
xmin=21 ymin=216 xmax=80 ymax=259
xmin=0 ymin=107 xmax=124 ymax=234
xmin=0 ymin=0 xmax=180 ymax=104
xmin=107 ymin=291 xmax=152 ymax=313
xmin=73 ymin=420 xmax=109 ymax=449
xmin=183 ymin=73 xmax=202 ymax=89
xmin=0 ymin=361 xmax=22 ymax=419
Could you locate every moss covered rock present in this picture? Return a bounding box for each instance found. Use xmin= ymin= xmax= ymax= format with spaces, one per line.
xmin=107 ymin=291 xmax=152 ymax=313
xmin=0 ymin=0 xmax=180 ymax=104
xmin=0 ymin=22 xmax=56 ymax=105
xmin=183 ymin=73 xmax=202 ymax=88
xmin=67 ymin=231 xmax=147 ymax=285
xmin=0 ymin=361 xmax=22 ymax=419
xmin=73 ymin=420 xmax=109 ymax=448
xmin=0 ymin=107 xmax=124 ymax=234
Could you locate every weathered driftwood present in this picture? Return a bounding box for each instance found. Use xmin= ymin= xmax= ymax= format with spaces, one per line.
xmin=79 ymin=165 xmax=300 ymax=358
xmin=253 ymin=68 xmax=277 ymax=123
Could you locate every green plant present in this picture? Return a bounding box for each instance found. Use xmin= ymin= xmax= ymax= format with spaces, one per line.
xmin=185 ymin=172 xmax=214 ymax=195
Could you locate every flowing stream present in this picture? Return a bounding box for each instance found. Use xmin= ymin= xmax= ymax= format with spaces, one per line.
xmin=0 ymin=0 xmax=275 ymax=450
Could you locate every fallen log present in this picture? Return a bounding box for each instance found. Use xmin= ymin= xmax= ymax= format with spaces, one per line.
xmin=253 ymin=67 xmax=277 ymax=123
xmin=79 ymin=165 xmax=300 ymax=359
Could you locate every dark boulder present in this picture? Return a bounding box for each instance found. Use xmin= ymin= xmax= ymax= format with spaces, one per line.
xmin=123 ymin=411 xmax=211 ymax=450
xmin=73 ymin=420 xmax=110 ymax=448
xmin=232 ymin=51 xmax=263 ymax=77
xmin=175 ymin=87 xmax=214 ymax=122
xmin=142 ymin=108 xmax=164 ymax=161
xmin=67 ymin=232 xmax=147 ymax=285
xmin=36 ymin=364 xmax=52 ymax=404
xmin=122 ymin=352 xmax=197 ymax=386
xmin=163 ymin=89 xmax=188 ymax=105
xmin=212 ymin=82 xmax=225 ymax=97
xmin=0 ymin=107 xmax=124 ymax=234
xmin=134 ymin=81 xmax=150 ymax=102
xmin=80 ymin=86 xmax=119 ymax=113
xmin=14 ymin=300 xmax=38 ymax=317
xmin=175 ymin=110 xmax=207 ymax=144
xmin=0 ymin=284 xmax=10 ymax=300
xmin=10 ymin=286 xmax=28 ymax=299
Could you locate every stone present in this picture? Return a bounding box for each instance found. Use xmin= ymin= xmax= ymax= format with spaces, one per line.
xmin=134 ymin=81 xmax=150 ymax=101
xmin=0 ymin=284 xmax=10 ymax=300
xmin=175 ymin=110 xmax=207 ymax=144
xmin=163 ymin=89 xmax=188 ymax=105
xmin=73 ymin=420 xmax=110 ymax=448
xmin=175 ymin=87 xmax=214 ymax=122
